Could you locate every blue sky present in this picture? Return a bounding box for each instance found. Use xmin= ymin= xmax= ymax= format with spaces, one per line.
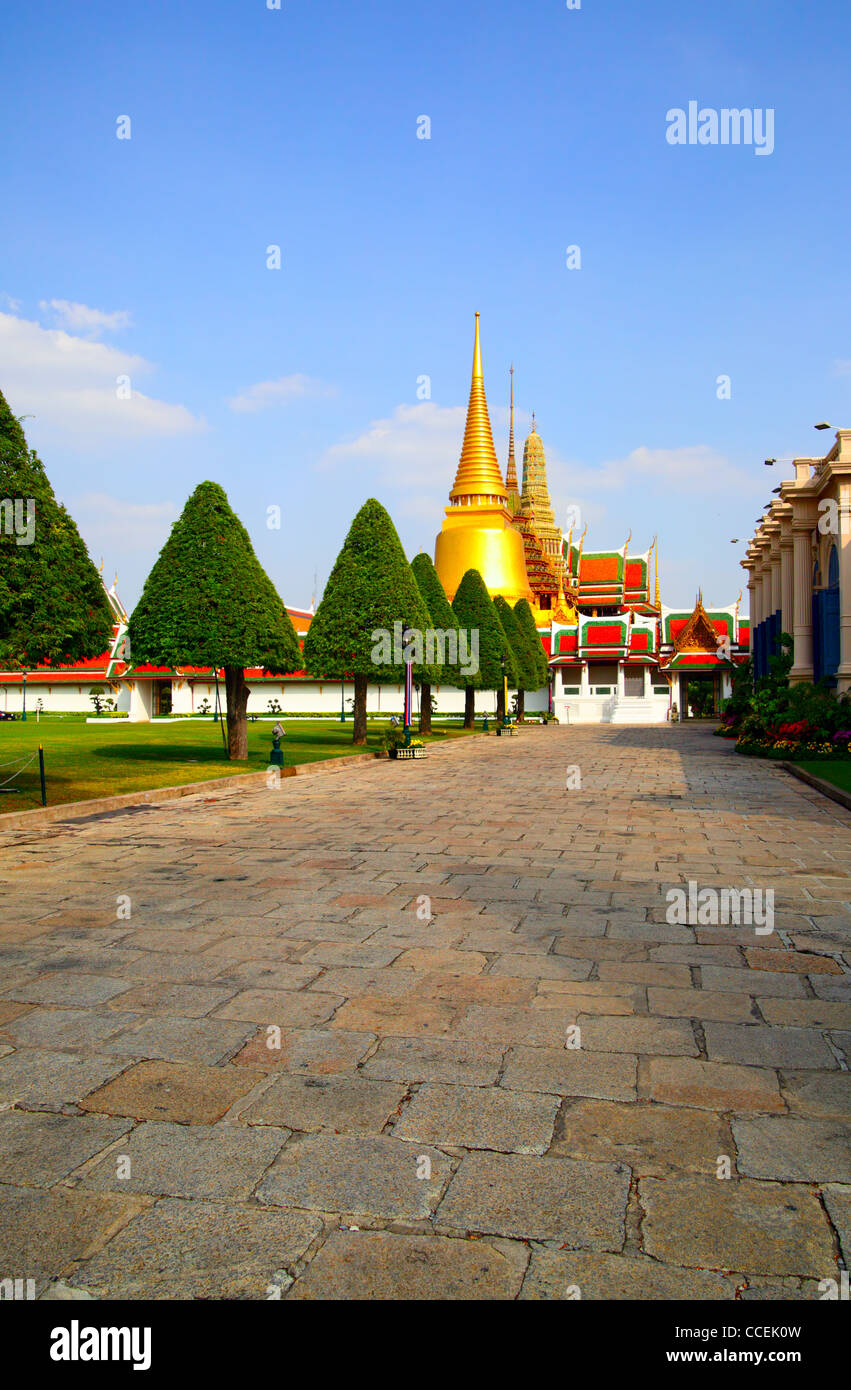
xmin=2 ymin=0 xmax=849 ymax=612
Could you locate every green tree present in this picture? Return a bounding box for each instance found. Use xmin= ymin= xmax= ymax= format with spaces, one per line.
xmin=513 ymin=598 xmax=550 ymax=720
xmin=0 ymin=388 xmax=113 ymax=669
xmin=302 ymin=499 xmax=433 ymax=745
xmin=451 ymin=568 xmax=517 ymax=728
xmin=410 ymin=551 xmax=461 ymax=734
xmin=494 ymin=595 xmax=537 ymax=722
xmin=128 ymin=481 xmax=300 ymax=760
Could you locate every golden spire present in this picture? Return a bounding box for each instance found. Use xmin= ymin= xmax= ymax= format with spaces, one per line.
xmin=505 ymin=364 xmax=519 ymax=496
xmin=449 ymin=313 xmax=507 ymax=504
xmin=655 ymin=542 xmax=660 ymax=608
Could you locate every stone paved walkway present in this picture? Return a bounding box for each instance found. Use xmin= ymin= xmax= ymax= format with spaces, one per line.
xmin=0 ymin=724 xmax=849 ymax=1300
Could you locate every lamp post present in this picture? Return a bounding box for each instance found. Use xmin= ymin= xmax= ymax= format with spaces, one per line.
xmin=401 ymin=623 xmax=413 ymax=747
xmin=340 ymin=673 xmax=345 ymax=722
xmin=500 ymin=652 xmax=507 ymax=728
xmin=21 ymin=670 xmax=27 ymax=722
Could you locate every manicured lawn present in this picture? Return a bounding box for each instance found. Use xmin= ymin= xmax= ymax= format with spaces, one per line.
xmin=0 ymin=716 xmax=474 ymax=810
xmin=793 ymin=760 xmax=851 ymax=794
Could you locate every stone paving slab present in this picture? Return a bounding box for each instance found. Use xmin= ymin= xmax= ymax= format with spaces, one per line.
xmin=1 ymin=723 xmax=849 ymax=1299
xmin=68 ymin=1198 xmax=323 ymax=1300
xmin=435 ymin=1150 xmax=630 ymax=1246
xmin=285 ymin=1228 xmax=527 ymax=1300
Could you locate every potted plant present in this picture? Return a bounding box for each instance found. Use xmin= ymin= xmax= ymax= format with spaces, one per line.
xmin=381 ymin=729 xmax=426 ymax=760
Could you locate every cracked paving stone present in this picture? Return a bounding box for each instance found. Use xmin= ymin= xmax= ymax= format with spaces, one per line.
xmin=3 ymin=972 xmax=133 ymax=1007
xmin=256 ymin=1133 xmax=451 ymax=1221
xmin=519 ymin=1249 xmax=738 ymax=1300
xmin=0 ymin=1049 xmax=131 ymax=1111
xmin=213 ymin=988 xmax=342 ymax=1029
xmin=703 ymin=1023 xmax=837 ymax=1070
xmin=639 ymin=1175 xmax=837 ymax=1278
xmin=79 ymin=1060 xmax=266 ymax=1124
xmin=573 ymin=1015 xmax=699 ymax=1057
xmin=393 ymin=1082 xmax=560 ymax=1154
xmin=435 ymin=1150 xmax=630 ymax=1246
xmin=642 ymin=1056 xmax=785 ymax=1113
xmin=231 ymin=1026 xmax=375 ymax=1074
xmin=500 ymin=1046 xmax=637 ymax=1102
xmin=0 ymin=1185 xmax=145 ymax=1290
xmin=67 ymin=1197 xmax=323 ymax=1300
xmin=3 ymin=1008 xmax=139 ymax=1051
xmin=330 ymin=998 xmax=457 ymax=1037
xmin=286 ymin=1229 xmax=528 ymax=1300
xmin=779 ymin=1069 xmax=851 ymax=1119
xmin=551 ymin=1098 xmax=728 ymax=1176
xmin=360 ymin=1036 xmax=505 ymax=1087
xmin=0 ymin=1111 xmax=132 ymax=1187
xmin=732 ymin=1116 xmax=851 ymax=1183
xmin=241 ymin=1073 xmax=408 ymax=1135
xmin=822 ymin=1186 xmax=851 ymax=1264
xmin=103 ymin=1016 xmax=254 ymax=1065
xmin=80 ymin=1120 xmax=288 ymax=1200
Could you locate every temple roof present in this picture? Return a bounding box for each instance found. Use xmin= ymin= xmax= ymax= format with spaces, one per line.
xmin=448 ymin=313 xmax=508 ymax=504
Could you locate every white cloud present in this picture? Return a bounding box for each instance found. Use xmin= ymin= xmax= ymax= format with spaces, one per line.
xmin=833 ymin=359 xmax=851 ymax=377
xmin=0 ymin=292 xmax=21 ymax=312
xmin=71 ymin=492 xmax=178 ymax=558
xmin=228 ymin=373 xmax=335 ymax=412
xmin=319 ymin=401 xmax=466 ymax=488
xmin=39 ymin=299 xmax=132 ymax=336
xmin=0 ymin=310 xmax=205 ymax=440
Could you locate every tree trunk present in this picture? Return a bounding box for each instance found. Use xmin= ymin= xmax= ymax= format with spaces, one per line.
xmin=352 ymin=672 xmax=368 ymax=745
xmin=419 ymin=682 xmax=432 ymax=734
xmin=464 ymin=686 xmax=475 ymax=729
xmin=516 ymin=689 xmax=525 ymax=722
xmin=224 ymin=665 xmax=250 ymax=761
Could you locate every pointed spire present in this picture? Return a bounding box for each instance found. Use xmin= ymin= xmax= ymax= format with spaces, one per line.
xmin=449 ymin=313 xmax=507 ymax=504
xmin=505 ymin=364 xmax=519 ymax=494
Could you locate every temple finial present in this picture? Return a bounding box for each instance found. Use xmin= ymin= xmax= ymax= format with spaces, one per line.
xmin=505 ymin=363 xmax=519 ymax=505
xmin=449 ymin=313 xmax=507 ymax=504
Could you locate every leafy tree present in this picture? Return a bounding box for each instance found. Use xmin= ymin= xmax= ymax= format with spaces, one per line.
xmin=410 ymin=551 xmax=460 ymax=734
xmin=128 ymin=481 xmax=300 ymax=759
xmin=0 ymin=388 xmax=113 ymax=669
xmin=302 ymin=499 xmax=433 ymax=745
xmin=494 ymin=595 xmax=537 ymax=722
xmin=451 ymin=568 xmax=517 ymax=728
xmin=513 ymin=598 xmax=550 ymax=721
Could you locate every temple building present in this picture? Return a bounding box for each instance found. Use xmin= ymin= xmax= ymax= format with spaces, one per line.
xmin=435 ymin=314 xmax=750 ymax=722
xmin=743 ymin=429 xmax=850 ymax=691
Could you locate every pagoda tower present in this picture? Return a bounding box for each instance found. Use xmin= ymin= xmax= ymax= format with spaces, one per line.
xmin=434 ymin=315 xmax=533 ymax=604
xmin=505 ymin=364 xmax=521 ymax=517
xmin=510 ymin=417 xmax=566 ymax=610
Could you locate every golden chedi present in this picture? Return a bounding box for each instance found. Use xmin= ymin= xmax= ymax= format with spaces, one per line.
xmin=434 ymin=314 xmax=533 ymax=605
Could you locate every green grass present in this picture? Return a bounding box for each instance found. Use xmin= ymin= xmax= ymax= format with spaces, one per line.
xmin=793 ymin=760 xmax=851 ymax=794
xmin=0 ymin=716 xmax=475 ymax=810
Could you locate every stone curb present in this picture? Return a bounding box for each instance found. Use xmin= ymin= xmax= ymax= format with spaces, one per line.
xmin=782 ymin=760 xmax=851 ymax=814
xmin=0 ymin=751 xmax=384 ymax=832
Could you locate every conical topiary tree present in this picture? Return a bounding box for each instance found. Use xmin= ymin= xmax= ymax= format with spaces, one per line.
xmin=0 ymin=388 xmax=113 ymax=670
xmin=128 ymin=481 xmax=301 ymax=760
xmin=494 ymin=595 xmax=538 ymax=722
xmin=410 ymin=551 xmax=461 ymax=734
xmin=302 ymin=499 xmax=433 ymax=745
xmin=514 ymin=597 xmax=550 ymax=720
xmin=451 ymin=568 xmax=518 ymax=728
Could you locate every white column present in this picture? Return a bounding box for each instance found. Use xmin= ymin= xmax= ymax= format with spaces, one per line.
xmin=780 ymin=537 xmax=794 ymax=636
xmin=790 ymin=522 xmax=814 ymax=683
xmin=836 ymin=479 xmax=851 ymax=691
